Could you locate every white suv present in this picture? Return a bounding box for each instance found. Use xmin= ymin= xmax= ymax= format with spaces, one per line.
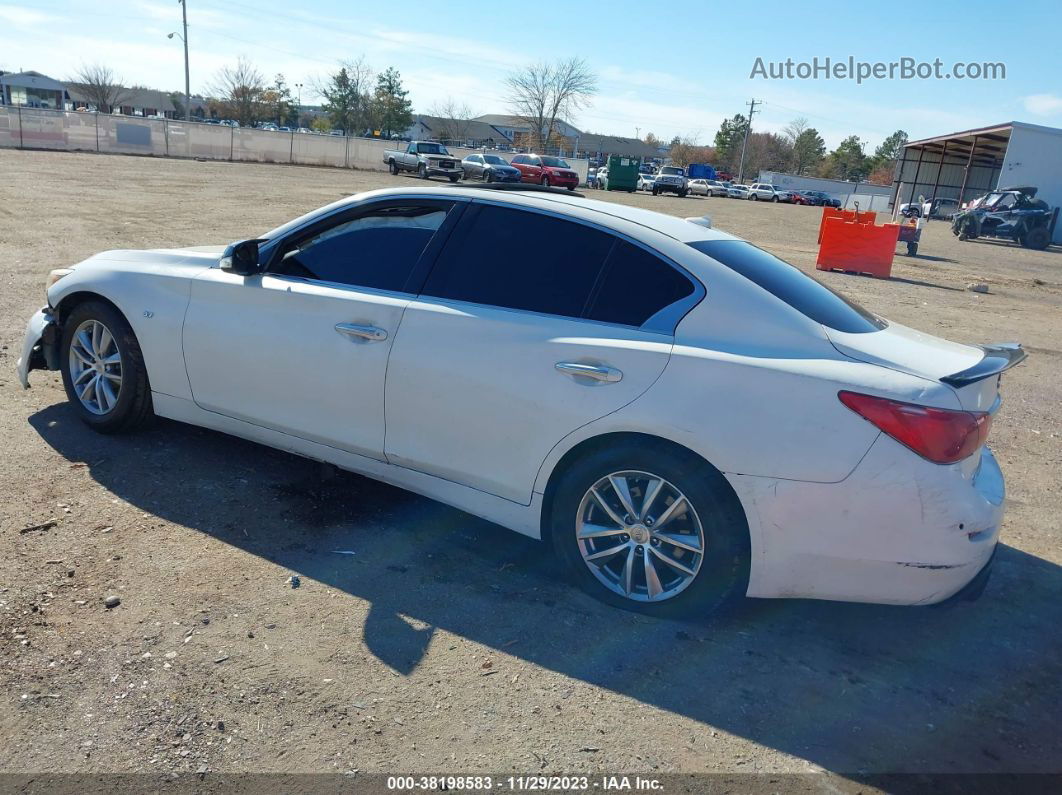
xmin=747 ymin=183 xmax=794 ymax=203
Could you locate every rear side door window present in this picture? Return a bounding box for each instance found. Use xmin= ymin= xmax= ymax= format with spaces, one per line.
xmin=587 ymin=242 xmax=696 ymax=327
xmin=421 ymin=203 xmax=613 ymax=318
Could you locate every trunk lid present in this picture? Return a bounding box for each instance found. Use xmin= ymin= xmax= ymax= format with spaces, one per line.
xmin=826 ymin=322 xmax=1022 ymax=412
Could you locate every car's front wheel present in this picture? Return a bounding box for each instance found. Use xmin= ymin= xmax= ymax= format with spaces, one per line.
xmin=60 ymin=300 xmax=153 ymax=433
xmin=550 ymin=440 xmax=749 ymax=618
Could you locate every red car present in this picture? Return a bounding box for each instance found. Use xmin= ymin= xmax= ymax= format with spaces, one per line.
xmin=509 ymin=154 xmax=580 ymax=190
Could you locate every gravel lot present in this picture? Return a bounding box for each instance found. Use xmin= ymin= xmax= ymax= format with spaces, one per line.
xmin=1 ymin=149 xmax=1060 ymax=779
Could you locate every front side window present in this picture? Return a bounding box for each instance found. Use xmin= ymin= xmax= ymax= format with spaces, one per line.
xmin=483 ymin=154 xmax=506 ymax=165
xmin=422 ymin=204 xmax=613 ymax=319
xmin=540 ymin=156 xmax=570 ymax=168
xmin=272 ymin=203 xmax=451 ymax=292
xmin=689 ymin=240 xmax=885 ymax=334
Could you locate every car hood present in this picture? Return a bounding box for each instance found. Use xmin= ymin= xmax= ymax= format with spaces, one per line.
xmin=89 ymin=245 xmax=228 ymax=264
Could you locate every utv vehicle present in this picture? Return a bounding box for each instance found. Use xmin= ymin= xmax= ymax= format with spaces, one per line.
xmin=951 ymin=186 xmax=1057 ymax=250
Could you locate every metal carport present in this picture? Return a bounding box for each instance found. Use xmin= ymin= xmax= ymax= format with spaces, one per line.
xmin=892 ymin=121 xmax=1062 ymax=242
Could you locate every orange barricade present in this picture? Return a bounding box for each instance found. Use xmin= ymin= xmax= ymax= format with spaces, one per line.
xmin=817 ymin=207 xmax=878 ymax=243
xmin=816 ymin=216 xmax=900 ymax=278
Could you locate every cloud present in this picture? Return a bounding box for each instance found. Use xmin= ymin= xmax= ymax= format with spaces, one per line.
xmin=1023 ymin=94 xmax=1062 ymax=117
xmin=0 ymin=4 xmax=53 ymax=26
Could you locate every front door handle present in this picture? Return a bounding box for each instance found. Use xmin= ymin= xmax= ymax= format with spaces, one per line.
xmin=555 ymin=362 xmax=623 ymax=383
xmin=335 ymin=323 xmax=387 ymax=342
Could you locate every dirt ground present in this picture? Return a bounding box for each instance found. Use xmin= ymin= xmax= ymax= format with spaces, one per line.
xmin=1 ymin=149 xmax=1060 ymax=780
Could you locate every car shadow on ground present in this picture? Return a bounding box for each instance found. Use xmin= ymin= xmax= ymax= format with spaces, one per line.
xmin=29 ymin=405 xmax=1062 ymax=774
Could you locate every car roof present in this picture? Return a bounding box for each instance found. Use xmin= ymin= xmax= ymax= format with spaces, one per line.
xmin=269 ymin=186 xmax=739 ymax=244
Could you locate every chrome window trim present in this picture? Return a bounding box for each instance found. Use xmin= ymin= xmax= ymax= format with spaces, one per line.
xmin=256 ymin=193 xmax=471 ymax=265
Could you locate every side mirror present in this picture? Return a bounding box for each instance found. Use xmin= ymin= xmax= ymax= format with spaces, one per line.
xmin=219 ymin=239 xmax=266 ymax=276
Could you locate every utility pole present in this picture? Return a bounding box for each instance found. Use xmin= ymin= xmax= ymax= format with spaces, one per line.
xmin=180 ymin=0 xmax=190 ymax=121
xmin=295 ymin=82 xmax=303 ymax=127
xmin=736 ymin=97 xmax=759 ymax=184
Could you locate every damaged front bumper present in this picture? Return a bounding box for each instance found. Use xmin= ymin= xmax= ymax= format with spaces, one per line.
xmin=16 ymin=307 xmax=60 ymax=388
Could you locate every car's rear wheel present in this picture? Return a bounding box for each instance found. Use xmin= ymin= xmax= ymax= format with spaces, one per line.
xmin=551 ymin=440 xmax=749 ymax=618
xmin=1024 ymin=226 xmax=1050 ymax=250
xmin=60 ymin=301 xmax=153 ymax=433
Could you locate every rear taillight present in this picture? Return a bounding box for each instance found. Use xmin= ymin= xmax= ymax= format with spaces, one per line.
xmin=838 ymin=391 xmax=991 ymax=464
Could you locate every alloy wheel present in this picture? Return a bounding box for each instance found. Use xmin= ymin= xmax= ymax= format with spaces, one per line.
xmin=68 ymin=319 xmax=122 ymax=415
xmin=576 ymin=470 xmax=705 ymax=602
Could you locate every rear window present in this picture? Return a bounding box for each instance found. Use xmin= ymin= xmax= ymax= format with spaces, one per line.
xmin=688 ymin=240 xmax=886 ymax=333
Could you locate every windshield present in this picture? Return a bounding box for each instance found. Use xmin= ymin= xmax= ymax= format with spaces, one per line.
xmin=482 ymin=155 xmax=506 ymax=164
xmin=660 ymin=167 xmax=683 ymax=175
xmin=688 ymin=241 xmax=886 ymax=334
xmin=416 ymin=143 xmax=450 ymax=155
xmin=540 ymin=156 xmax=570 ymax=168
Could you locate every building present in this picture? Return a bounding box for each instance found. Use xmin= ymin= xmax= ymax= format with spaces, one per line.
xmin=894 ymin=121 xmax=1062 ymax=243
xmin=0 ymin=71 xmax=66 ymax=108
xmin=66 ymin=84 xmax=177 ymax=118
xmin=472 ymin=114 xmax=582 ymax=151
xmin=404 ymin=114 xmax=510 ymax=147
xmin=0 ymin=70 xmax=176 ymax=117
xmin=577 ymin=132 xmax=660 ymax=161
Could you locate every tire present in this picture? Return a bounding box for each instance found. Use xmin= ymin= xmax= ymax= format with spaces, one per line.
xmin=907 ymin=242 xmax=918 ymax=256
xmin=567 ymin=185 xmax=575 ymax=191
xmin=418 ymin=163 xmax=427 ymax=180
xmin=771 ymin=195 xmax=779 ymax=203
xmin=749 ymin=194 xmax=758 ymax=201
xmin=60 ymin=300 xmax=153 ymax=434
xmin=652 ymin=187 xmax=659 ymax=196
xmin=389 ymin=160 xmax=398 ymax=176
xmin=541 ymin=176 xmax=550 ymax=187
xmin=549 ymin=439 xmax=750 ymax=618
xmin=679 ymin=189 xmax=688 ymax=198
xmin=448 ymin=175 xmax=459 ymax=183
xmin=483 ymin=169 xmax=493 ymax=182
xmin=1024 ymin=226 xmax=1050 ymax=250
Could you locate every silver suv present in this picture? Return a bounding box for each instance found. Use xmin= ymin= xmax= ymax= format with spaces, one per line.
xmin=652 ymin=166 xmax=689 ymax=197
xmin=747 ymin=183 xmax=794 ymax=203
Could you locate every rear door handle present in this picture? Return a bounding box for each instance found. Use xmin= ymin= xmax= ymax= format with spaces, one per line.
xmin=335 ymin=322 xmax=387 ymax=342
xmin=555 ymin=362 xmax=623 ymax=383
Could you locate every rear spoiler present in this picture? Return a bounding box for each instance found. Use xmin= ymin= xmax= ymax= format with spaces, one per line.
xmin=941 ymin=343 xmax=1027 ymax=388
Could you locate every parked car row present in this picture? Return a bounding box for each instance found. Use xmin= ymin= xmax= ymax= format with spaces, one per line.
xmin=383 ymin=141 xmax=581 ymax=190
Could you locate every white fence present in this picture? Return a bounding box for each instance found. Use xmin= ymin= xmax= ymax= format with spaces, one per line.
xmin=0 ymin=106 xmax=590 ymax=183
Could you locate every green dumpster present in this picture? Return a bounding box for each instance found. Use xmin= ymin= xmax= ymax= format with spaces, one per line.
xmin=605 ymin=154 xmax=639 ymax=192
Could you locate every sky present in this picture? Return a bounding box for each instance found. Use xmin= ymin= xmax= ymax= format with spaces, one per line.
xmin=3 ymin=0 xmax=1061 ymax=150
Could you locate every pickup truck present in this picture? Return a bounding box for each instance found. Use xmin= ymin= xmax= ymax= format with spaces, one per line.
xmin=384 ymin=141 xmax=463 ymax=181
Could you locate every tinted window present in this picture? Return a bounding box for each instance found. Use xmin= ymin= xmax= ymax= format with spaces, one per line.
xmin=273 ymin=204 xmax=449 ymax=292
xmin=423 ymin=204 xmax=613 ymax=318
xmin=540 ymin=156 xmax=570 ymax=168
xmin=588 ymin=242 xmax=696 ymax=327
xmin=511 ymin=155 xmax=526 ymax=164
xmin=688 ymin=240 xmax=886 ymax=333
xmin=483 ymin=154 xmax=506 ymax=164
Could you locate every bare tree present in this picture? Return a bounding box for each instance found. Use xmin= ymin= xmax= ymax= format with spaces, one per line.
xmin=504 ymin=58 xmax=596 ymax=150
xmin=428 ymin=97 xmax=476 ymax=142
xmin=210 ymin=57 xmax=267 ymax=126
xmin=70 ymin=63 xmax=131 ymax=114
xmin=782 ymin=116 xmax=810 ymax=144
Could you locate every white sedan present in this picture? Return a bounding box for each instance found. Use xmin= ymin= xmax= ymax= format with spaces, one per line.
xmin=18 ymin=185 xmax=1023 ymax=616
xmin=637 ymin=173 xmax=657 ymax=192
